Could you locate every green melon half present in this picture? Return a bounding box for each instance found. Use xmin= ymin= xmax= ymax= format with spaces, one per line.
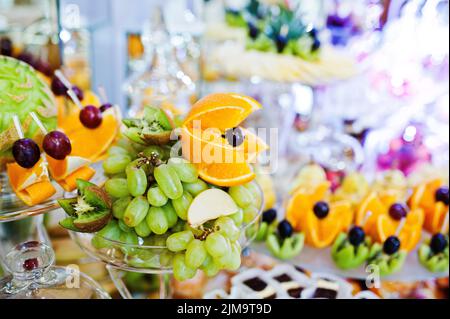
xmin=0 ymin=55 xmax=57 ymax=170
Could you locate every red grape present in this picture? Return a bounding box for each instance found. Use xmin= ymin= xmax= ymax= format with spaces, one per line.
xmin=12 ymin=138 xmax=41 ymax=168
xmin=43 ymin=131 xmax=72 ymax=160
xmin=100 ymin=103 xmax=113 ymax=113
xmin=80 ymin=105 xmax=103 ymax=129
xmin=51 ymin=77 xmax=68 ymax=96
xmin=0 ymin=37 xmax=13 ymax=56
xmin=70 ymin=86 xmax=84 ymax=101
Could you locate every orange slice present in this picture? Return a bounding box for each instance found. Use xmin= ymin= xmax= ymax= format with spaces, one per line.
xmin=6 ymin=159 xmax=56 ymax=206
xmin=304 ymin=209 xmax=343 ymax=248
xmin=286 ymin=190 xmax=313 ymax=231
xmin=425 ymin=202 xmax=448 ymax=234
xmin=197 ymin=162 xmax=255 ymax=187
xmin=356 ymin=192 xmax=386 ymax=236
xmin=376 ymin=215 xmax=423 ymax=251
xmin=66 ymin=108 xmax=119 ymax=161
xmin=184 ymin=93 xmax=261 ymax=131
xmin=56 ymin=166 xmax=96 ymax=192
xmin=331 ymin=201 xmax=354 ymax=232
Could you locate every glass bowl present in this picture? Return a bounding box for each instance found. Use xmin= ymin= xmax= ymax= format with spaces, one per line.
xmin=69 ymin=186 xmax=264 ymax=274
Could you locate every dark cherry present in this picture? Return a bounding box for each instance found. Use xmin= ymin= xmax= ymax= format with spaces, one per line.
xmin=225 ymin=127 xmax=245 ymax=147
xmin=43 ymin=131 xmax=72 ymax=160
xmin=0 ymin=37 xmax=13 ymax=56
xmin=100 ymin=103 xmax=113 ymax=113
xmin=35 ymin=60 xmax=53 ymax=77
xmin=430 ymin=233 xmax=448 ymax=254
xmin=313 ymin=201 xmax=330 ymax=219
xmin=383 ymin=236 xmax=401 ymax=255
xmin=435 ymin=187 xmax=449 ymax=206
xmin=348 ymin=226 xmax=365 ymax=246
xmin=12 ymin=138 xmax=41 ymax=169
xmin=23 ymin=258 xmax=39 ymax=271
xmin=70 ymin=86 xmax=84 ymax=101
xmin=51 ymin=77 xmax=68 ymax=96
xmin=278 ymin=220 xmax=293 ymax=239
xmin=80 ymin=105 xmax=103 ymax=129
xmin=262 ymin=209 xmax=277 ymax=224
xmin=389 ymin=203 xmax=408 ymax=221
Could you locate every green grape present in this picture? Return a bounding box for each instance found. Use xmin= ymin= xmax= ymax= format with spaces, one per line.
xmin=92 ymin=220 xmax=121 ymax=249
xmin=245 ymin=181 xmax=262 ymax=208
xmin=171 ymin=191 xmax=193 ymax=220
xmin=215 ymin=242 xmax=241 ymax=271
xmin=160 ymin=250 xmax=174 ymax=267
xmin=200 ymin=254 xmax=220 ymax=277
xmin=229 ymin=185 xmax=253 ymax=208
xmin=143 ymin=145 xmax=169 ymax=161
xmin=243 ymin=205 xmax=259 ymax=224
xmin=147 ymin=185 xmax=168 ymax=207
xmin=105 ymin=178 xmax=130 ymax=198
xmin=183 ymin=179 xmax=208 ymax=197
xmin=103 ymin=155 xmax=132 ymax=175
xmin=135 ymin=219 xmax=152 ymax=237
xmin=205 ymin=233 xmax=229 ymax=258
xmin=119 ymin=219 xmax=133 ymax=233
xmin=171 ymin=219 xmax=187 ymax=232
xmin=154 ymin=164 xmax=183 ymax=200
xmin=144 ymin=234 xmax=169 ymax=247
xmin=123 ymin=196 xmax=149 ymax=227
xmin=215 ymin=217 xmax=240 ymax=242
xmin=120 ymin=231 xmax=139 ymax=255
xmin=146 ymin=207 xmax=169 ymax=235
xmin=126 ymin=166 xmax=148 ymax=197
xmin=185 ymin=224 xmax=204 ymax=238
xmin=127 ymin=158 xmax=151 ymax=176
xmin=168 ymin=158 xmax=199 ymax=183
xmin=166 ymin=230 xmax=194 ymax=252
xmin=162 ymin=202 xmax=178 ymax=228
xmin=230 ymin=208 xmax=244 ymax=227
xmin=185 ymin=239 xmax=207 ymax=269
xmin=173 ymin=253 xmax=197 ymax=282
xmin=111 ymin=172 xmax=127 ymax=179
xmin=108 ymin=146 xmax=130 ymax=157
xmin=112 ymin=196 xmax=132 ymax=219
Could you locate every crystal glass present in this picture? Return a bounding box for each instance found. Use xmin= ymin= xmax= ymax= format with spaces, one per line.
xmin=69 ymin=186 xmax=264 ymax=299
xmin=0 ymin=241 xmax=110 ymax=299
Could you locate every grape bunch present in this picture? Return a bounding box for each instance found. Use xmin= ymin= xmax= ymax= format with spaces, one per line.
xmin=96 ymin=134 xmax=262 ymax=281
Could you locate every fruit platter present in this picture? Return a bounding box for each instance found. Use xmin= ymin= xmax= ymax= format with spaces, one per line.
xmin=252 ymin=163 xmax=449 ymax=281
xmin=0 ymin=55 xmax=121 ymax=221
xmin=58 ymin=93 xmax=268 ymax=284
xmin=204 ymin=1 xmax=358 ymax=85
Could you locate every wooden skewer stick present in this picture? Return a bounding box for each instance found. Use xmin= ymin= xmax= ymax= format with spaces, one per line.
xmin=395 ymin=217 xmax=407 ymax=237
xmin=98 ymin=85 xmax=108 ymax=104
xmin=30 ymin=112 xmax=48 ymax=135
xmin=13 ymin=116 xmax=24 ymax=139
xmin=441 ymin=211 xmax=449 ymax=234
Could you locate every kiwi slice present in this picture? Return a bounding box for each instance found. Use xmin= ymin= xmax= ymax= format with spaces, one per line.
xmin=123 ymin=106 xmax=174 ymax=146
xmin=57 ymin=198 xmax=78 ymax=217
xmin=73 ymin=210 xmax=112 ymax=233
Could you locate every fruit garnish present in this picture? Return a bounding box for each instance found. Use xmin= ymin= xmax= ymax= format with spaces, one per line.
xmin=51 ymin=76 xmax=67 ymax=96
xmin=0 ymin=37 xmax=13 ymax=56
xmin=430 ymin=233 xmax=448 ymax=254
xmin=23 ymin=258 xmax=39 ymax=271
xmin=389 ymin=203 xmax=408 ymax=221
xmin=58 ymin=179 xmax=112 ymax=233
xmin=0 ymin=56 xmax=57 ymax=169
xmin=383 ymin=236 xmax=401 ymax=255
xmin=313 ymin=201 xmax=330 ymax=219
xmin=123 ymin=106 xmax=174 ymax=146
xmin=100 ymin=103 xmax=113 ymax=113
xmin=42 ymin=131 xmax=72 ymax=160
xmin=348 ymin=226 xmax=365 ymax=247
xmin=12 ymin=138 xmax=41 ymax=169
xmin=79 ymin=105 xmax=103 ymax=129
xmin=71 ymin=86 xmax=84 ymax=102
xmin=187 ymin=189 xmax=239 ymax=227
xmin=435 ymin=187 xmax=449 ymax=206
xmin=266 ymin=219 xmax=304 ymax=260
xmin=262 ymin=209 xmax=277 ymax=224
xmin=197 ymin=162 xmax=256 ymax=187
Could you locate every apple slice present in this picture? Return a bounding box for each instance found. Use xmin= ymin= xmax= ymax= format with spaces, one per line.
xmin=188 ymin=189 xmax=239 ymax=227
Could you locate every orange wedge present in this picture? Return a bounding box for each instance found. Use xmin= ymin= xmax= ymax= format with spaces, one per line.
xmin=7 ymin=158 xmax=56 ymax=206
xmin=425 ymin=202 xmax=448 ymax=234
xmin=286 ymin=189 xmax=313 ymax=231
xmin=184 ymin=93 xmax=261 ymax=131
xmin=304 ymin=207 xmax=343 ymax=248
xmin=376 ymin=215 xmax=423 ymax=251
xmin=197 ymin=162 xmax=255 ymax=187
xmin=356 ymin=192 xmax=386 ymax=237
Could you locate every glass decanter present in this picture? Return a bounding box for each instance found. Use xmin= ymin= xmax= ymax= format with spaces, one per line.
xmin=124 ymin=5 xmax=195 ymax=118
xmin=0 ymin=241 xmax=110 ymax=299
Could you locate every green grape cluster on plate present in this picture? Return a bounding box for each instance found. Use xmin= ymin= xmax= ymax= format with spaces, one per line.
xmin=58 ymin=106 xmax=263 ymax=281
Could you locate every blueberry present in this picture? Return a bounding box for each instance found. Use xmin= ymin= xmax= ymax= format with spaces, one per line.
xmin=389 ymin=203 xmax=408 ymax=221
xmin=348 ymin=226 xmax=365 ymax=246
xmin=435 ymin=187 xmax=449 ymax=206
xmin=275 ymin=34 xmax=288 ymax=53
xmin=225 ymin=127 xmax=245 ymax=147
xmin=383 ymin=236 xmax=401 ymax=255
xmin=430 ymin=233 xmax=448 ymax=254
xmin=311 ymin=38 xmax=321 ymax=52
xmin=313 ymin=202 xmax=330 ymax=219
xmin=278 ymin=220 xmax=293 ymax=239
xmin=262 ymin=209 xmax=277 ymax=224
xmin=248 ymin=22 xmax=259 ymax=39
